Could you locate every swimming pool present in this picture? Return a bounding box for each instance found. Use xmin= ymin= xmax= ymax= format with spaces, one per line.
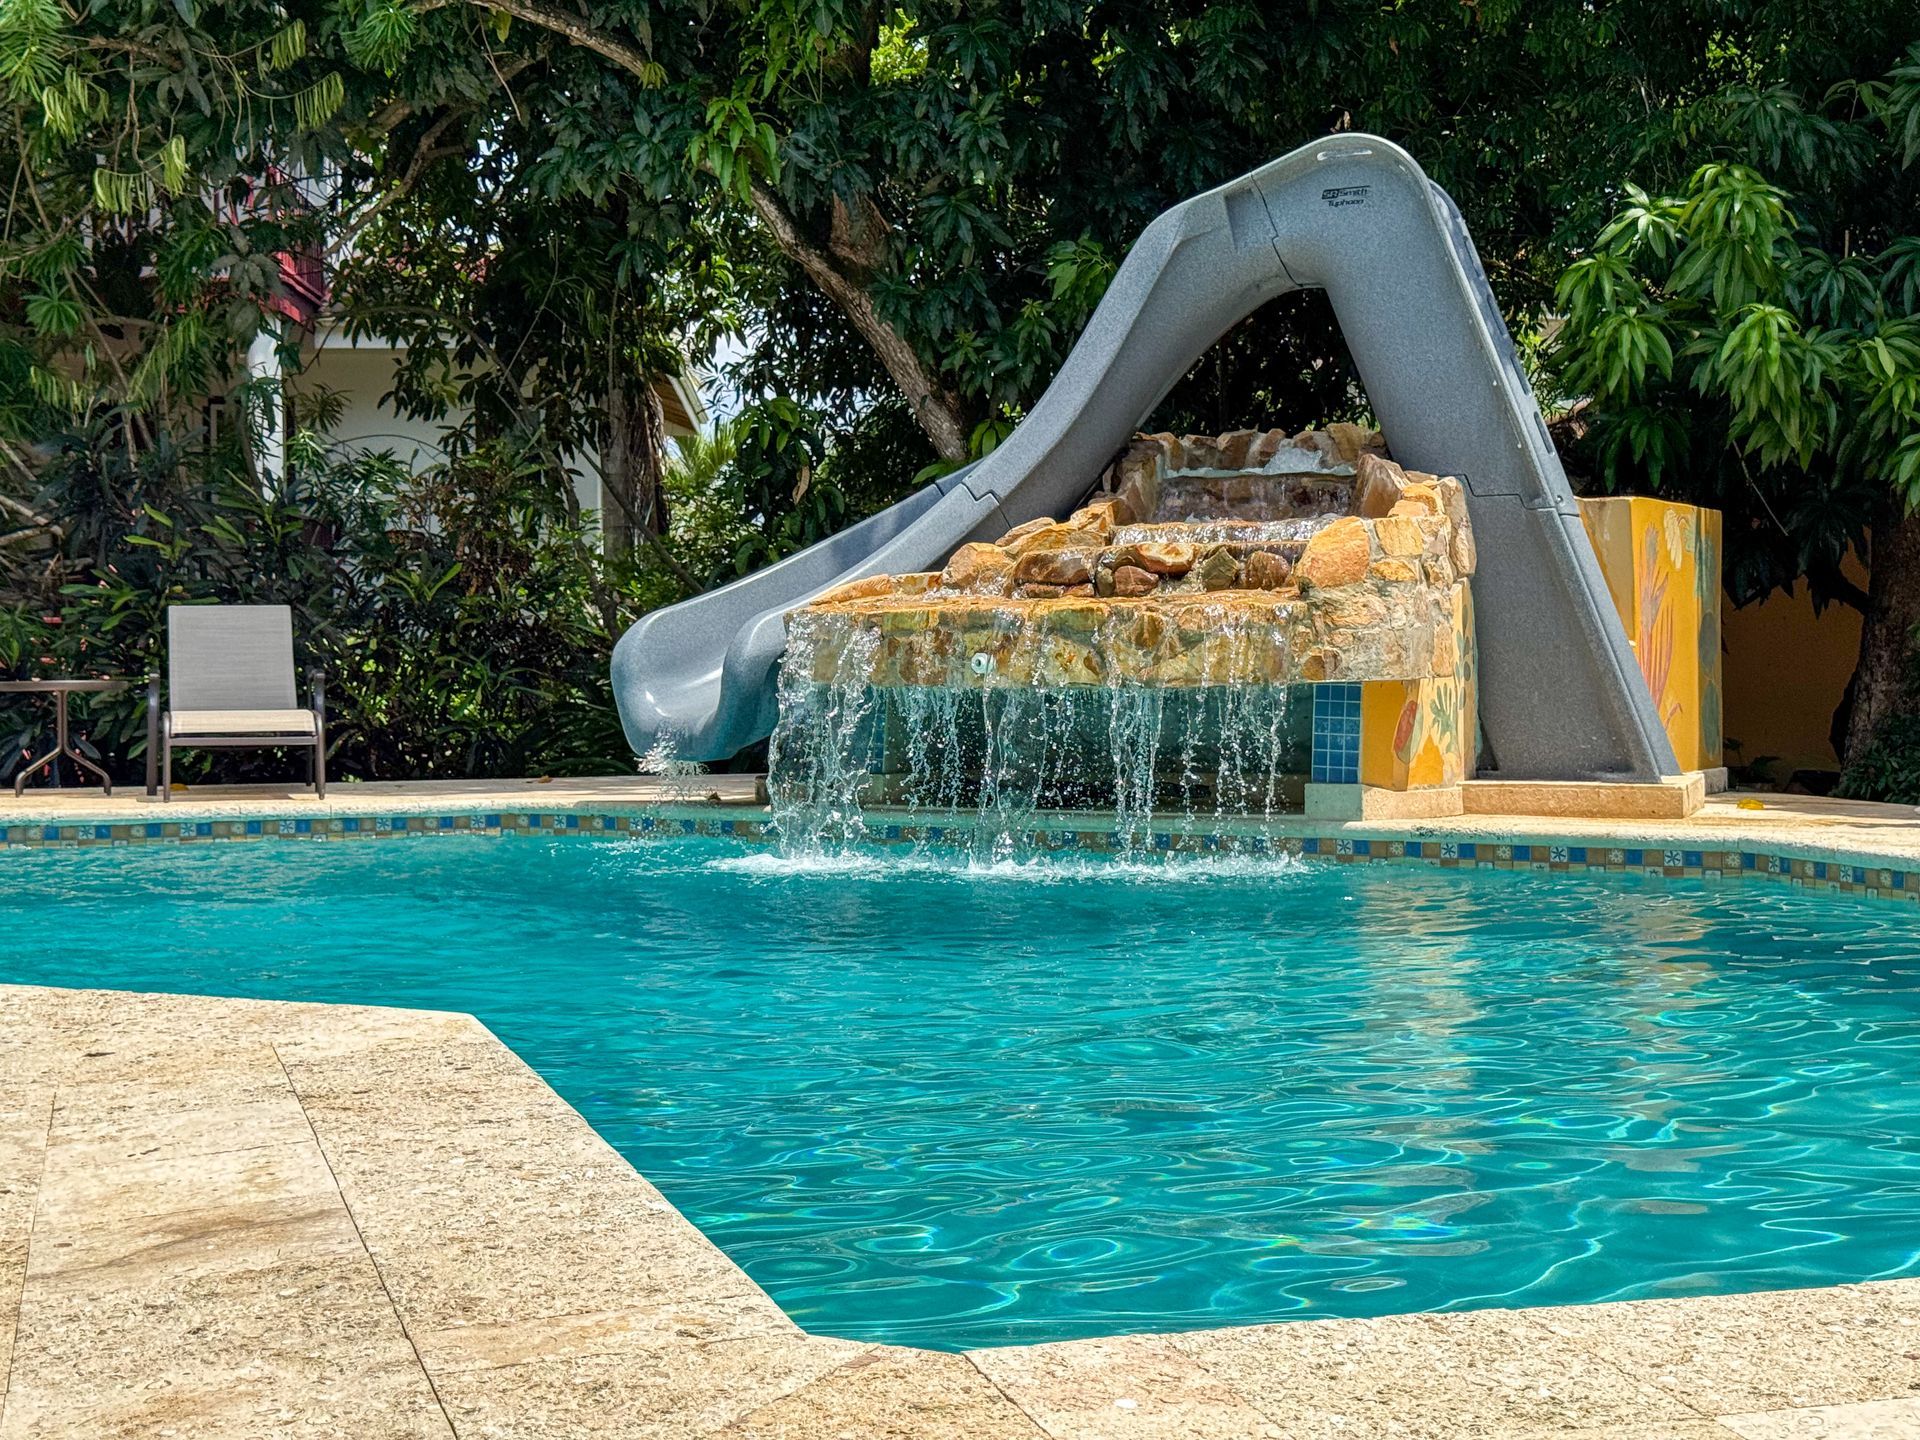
xmin=5 ymin=834 xmax=1920 ymax=1351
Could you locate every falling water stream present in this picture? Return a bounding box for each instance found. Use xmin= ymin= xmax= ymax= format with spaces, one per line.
xmin=768 ymin=604 xmax=1306 ymax=858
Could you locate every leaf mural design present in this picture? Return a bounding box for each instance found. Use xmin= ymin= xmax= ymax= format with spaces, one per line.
xmin=1637 ymin=527 xmax=1681 ymax=728
xmin=1693 ymin=517 xmax=1723 ymax=765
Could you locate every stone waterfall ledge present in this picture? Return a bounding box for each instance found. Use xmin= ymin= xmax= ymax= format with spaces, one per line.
xmin=794 ymin=427 xmax=1479 ymax=691
xmin=796 ymin=580 xmax=1470 ymax=690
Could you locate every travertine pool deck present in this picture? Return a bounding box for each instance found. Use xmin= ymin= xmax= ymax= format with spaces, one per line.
xmin=6 ymin=780 xmax=1920 ymax=1437
xmin=6 ymin=985 xmax=1920 ymax=1439
xmin=0 ymin=773 xmax=766 ymax=824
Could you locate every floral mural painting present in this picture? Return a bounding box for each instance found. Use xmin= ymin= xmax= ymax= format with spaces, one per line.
xmin=1693 ymin=514 xmax=1724 ymax=767
xmin=1637 ymin=526 xmax=1684 ymax=733
xmin=1580 ymin=497 xmax=1723 ymax=772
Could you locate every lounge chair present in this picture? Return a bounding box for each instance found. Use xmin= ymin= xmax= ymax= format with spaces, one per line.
xmin=148 ymin=605 xmax=327 ymax=800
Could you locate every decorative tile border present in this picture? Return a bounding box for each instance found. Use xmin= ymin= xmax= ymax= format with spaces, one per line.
xmin=2 ymin=807 xmax=1915 ymax=904
xmin=0 ymin=811 xmax=770 ymax=848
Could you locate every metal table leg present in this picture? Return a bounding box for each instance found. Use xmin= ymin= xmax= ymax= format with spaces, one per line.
xmin=11 ymin=690 xmax=113 ymax=796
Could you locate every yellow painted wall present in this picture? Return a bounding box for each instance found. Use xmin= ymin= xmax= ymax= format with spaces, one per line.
xmin=1579 ymin=497 xmax=1724 ymax=771
xmin=1721 ymin=552 xmax=1865 ymax=777
xmin=1361 ymin=584 xmax=1477 ymax=789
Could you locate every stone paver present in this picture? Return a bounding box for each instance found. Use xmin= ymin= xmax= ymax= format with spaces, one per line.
xmin=1 ymin=979 xmax=1917 ymax=1437
xmin=716 ymin=1348 xmax=1047 ymax=1439
xmin=1719 ymin=1397 xmax=1920 ymax=1438
xmin=1530 ymin=1285 xmax=1920 ymax=1416
xmin=1169 ymin=1308 xmax=1705 ymax=1440
xmin=0 ymin=773 xmax=762 ymax=827
xmin=972 ymin=1332 xmax=1286 ymax=1439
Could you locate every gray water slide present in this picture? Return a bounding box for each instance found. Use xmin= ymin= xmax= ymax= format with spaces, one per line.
xmin=614 ymin=134 xmax=1678 ymax=781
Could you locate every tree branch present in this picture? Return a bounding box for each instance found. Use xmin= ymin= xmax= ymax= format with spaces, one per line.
xmin=418 ymin=0 xmax=656 ymax=81
xmin=747 ymin=178 xmax=968 ymax=461
xmin=328 ymin=109 xmax=471 ymax=260
xmin=421 ymin=0 xmax=972 ymax=462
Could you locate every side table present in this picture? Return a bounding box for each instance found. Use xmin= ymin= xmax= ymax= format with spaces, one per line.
xmin=0 ymin=678 xmax=134 ymax=796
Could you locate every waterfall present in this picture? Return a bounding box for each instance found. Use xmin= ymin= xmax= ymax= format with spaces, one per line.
xmin=768 ymin=600 xmax=1304 ymax=858
xmin=766 ymin=611 xmax=883 ymax=853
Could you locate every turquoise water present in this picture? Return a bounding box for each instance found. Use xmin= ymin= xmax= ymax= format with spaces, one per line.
xmin=5 ymin=834 xmax=1920 ymax=1350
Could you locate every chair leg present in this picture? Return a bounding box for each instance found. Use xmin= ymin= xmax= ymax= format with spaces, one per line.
xmin=313 ymin=737 xmax=326 ymax=800
xmin=161 ymin=737 xmax=172 ymax=802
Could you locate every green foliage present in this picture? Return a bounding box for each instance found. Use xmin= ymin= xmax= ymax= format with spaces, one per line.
xmin=1836 ymin=714 xmax=1920 ymax=802
xmin=1 ymin=425 xmax=634 ymax=786
xmin=658 ymin=422 xmax=754 ymax=590
xmin=1551 ymin=43 xmax=1920 ymax=610
xmin=0 ymin=0 xmax=364 ymax=458
xmin=720 ymin=397 xmax=840 ymax=573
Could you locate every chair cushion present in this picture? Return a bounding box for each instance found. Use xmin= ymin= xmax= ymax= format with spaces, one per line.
xmin=171 ymin=708 xmax=318 ymax=737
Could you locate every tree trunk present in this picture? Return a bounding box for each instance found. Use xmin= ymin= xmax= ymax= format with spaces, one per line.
xmin=601 ymin=351 xmax=668 ymax=561
xmin=1842 ymin=499 xmax=1920 ymax=764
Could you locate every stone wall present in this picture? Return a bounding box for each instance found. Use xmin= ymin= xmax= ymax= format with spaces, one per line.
xmin=799 ymin=426 xmax=1479 ymax=693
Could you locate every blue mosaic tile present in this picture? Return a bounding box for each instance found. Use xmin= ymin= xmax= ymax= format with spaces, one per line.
xmin=1309 ymin=683 xmax=1363 ymax=785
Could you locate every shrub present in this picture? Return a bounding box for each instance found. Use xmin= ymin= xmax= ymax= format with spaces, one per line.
xmin=1 ymin=424 xmax=639 ymax=788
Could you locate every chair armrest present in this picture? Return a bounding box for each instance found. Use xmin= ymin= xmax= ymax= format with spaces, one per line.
xmin=308 ymin=667 xmax=326 ymax=722
xmin=145 ymin=672 xmax=160 ymax=796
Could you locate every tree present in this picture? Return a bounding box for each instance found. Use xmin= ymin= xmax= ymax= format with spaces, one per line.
xmin=357 ymin=0 xmax=1919 ymax=474
xmin=0 ymin=0 xmax=359 ymax=486
xmin=1550 ymin=44 xmax=1920 ymax=765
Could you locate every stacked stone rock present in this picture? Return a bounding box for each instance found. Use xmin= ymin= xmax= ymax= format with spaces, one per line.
xmin=796 ymin=426 xmax=1477 ymax=690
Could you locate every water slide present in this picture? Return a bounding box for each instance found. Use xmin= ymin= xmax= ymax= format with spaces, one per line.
xmin=613 ymin=134 xmax=1678 ymax=781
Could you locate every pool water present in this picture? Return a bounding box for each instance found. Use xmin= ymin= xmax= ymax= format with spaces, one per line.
xmin=5 ymin=835 xmax=1920 ymax=1350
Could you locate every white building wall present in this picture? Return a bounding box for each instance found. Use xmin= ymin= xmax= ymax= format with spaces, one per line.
xmin=294 ymin=331 xmax=703 ymax=530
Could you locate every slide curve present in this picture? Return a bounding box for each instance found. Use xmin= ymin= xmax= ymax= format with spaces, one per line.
xmin=613 ymin=134 xmax=1677 ymax=781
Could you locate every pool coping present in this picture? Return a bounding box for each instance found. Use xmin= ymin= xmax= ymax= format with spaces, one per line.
xmin=5 ymin=981 xmax=1920 ymax=1439
xmin=6 ymin=780 xmax=1920 ymax=907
